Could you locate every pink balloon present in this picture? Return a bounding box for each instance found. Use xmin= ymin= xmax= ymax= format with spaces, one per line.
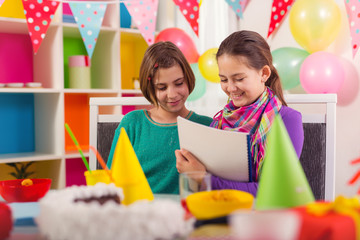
xmin=337 ymin=58 xmax=359 ymax=106
xmin=155 ymin=28 xmax=199 ymax=63
xmin=300 ymin=51 xmax=345 ymax=94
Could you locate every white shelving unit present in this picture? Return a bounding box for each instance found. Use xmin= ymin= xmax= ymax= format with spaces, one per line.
xmin=0 ymin=2 xmax=147 ymax=188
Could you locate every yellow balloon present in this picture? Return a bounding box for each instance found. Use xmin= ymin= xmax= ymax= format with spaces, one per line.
xmin=198 ymin=48 xmax=220 ymax=83
xmin=289 ymin=0 xmax=341 ymax=53
xmin=199 ymin=0 xmax=203 ymax=7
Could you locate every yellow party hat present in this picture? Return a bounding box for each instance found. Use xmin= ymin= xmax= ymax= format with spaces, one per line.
xmin=111 ymin=127 xmax=154 ymax=205
xmin=255 ymin=115 xmax=315 ymax=210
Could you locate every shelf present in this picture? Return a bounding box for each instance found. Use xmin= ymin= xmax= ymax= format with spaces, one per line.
xmin=64 ymin=89 xmax=119 ymax=94
xmin=0 ymin=152 xmax=63 ymax=163
xmin=65 ymin=150 xmax=90 ymax=159
xmin=0 ymin=88 xmax=60 ymax=93
xmin=121 ymin=89 xmax=142 ymax=95
xmin=0 ymin=18 xmax=27 ymax=34
xmin=0 ymin=1 xmax=167 ymax=188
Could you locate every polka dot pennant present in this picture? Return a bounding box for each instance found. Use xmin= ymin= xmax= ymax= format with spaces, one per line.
xmin=22 ymin=0 xmax=59 ymax=54
xmin=124 ymin=0 xmax=159 ymax=45
xmin=0 ymin=0 xmax=5 ymax=8
xmin=173 ymin=0 xmax=199 ymax=36
xmin=225 ymin=0 xmax=249 ymax=19
xmin=69 ymin=2 xmax=107 ymax=58
xmin=344 ymin=0 xmax=360 ymax=58
xmin=267 ymin=0 xmax=294 ymax=38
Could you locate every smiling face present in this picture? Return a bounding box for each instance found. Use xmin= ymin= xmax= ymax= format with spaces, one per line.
xmin=153 ymin=63 xmax=190 ymax=114
xmin=218 ymin=54 xmax=270 ymax=108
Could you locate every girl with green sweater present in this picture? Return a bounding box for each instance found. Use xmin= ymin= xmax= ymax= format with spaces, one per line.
xmin=107 ymin=41 xmax=212 ymax=194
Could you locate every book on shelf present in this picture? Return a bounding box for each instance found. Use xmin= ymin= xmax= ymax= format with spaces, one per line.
xmin=177 ymin=116 xmax=251 ymax=182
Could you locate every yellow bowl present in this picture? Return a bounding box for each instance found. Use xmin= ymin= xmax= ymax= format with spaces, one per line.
xmin=186 ymin=189 xmax=254 ymax=220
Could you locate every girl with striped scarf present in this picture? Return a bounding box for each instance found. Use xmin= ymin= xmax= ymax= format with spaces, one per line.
xmin=175 ymin=30 xmax=304 ymax=197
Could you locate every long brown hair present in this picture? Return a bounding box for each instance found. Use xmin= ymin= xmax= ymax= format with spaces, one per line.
xmin=216 ymin=30 xmax=287 ymax=106
xmin=139 ymin=41 xmax=195 ymax=106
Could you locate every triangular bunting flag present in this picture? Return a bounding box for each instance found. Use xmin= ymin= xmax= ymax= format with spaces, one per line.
xmin=173 ymin=0 xmax=199 ymax=36
xmin=240 ymin=0 xmax=249 ymax=12
xmin=22 ymin=0 xmax=59 ymax=54
xmin=69 ymin=2 xmax=107 ymax=58
xmin=256 ymin=115 xmax=315 ymax=210
xmin=344 ymin=0 xmax=360 ymax=58
xmin=111 ymin=128 xmax=154 ymax=205
xmin=267 ymin=0 xmax=294 ymax=38
xmin=124 ymin=0 xmax=159 ymax=45
xmin=0 ymin=0 xmax=6 ymax=8
xmin=225 ymin=0 xmax=249 ymax=19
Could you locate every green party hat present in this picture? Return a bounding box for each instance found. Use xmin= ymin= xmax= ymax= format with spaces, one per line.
xmin=255 ymin=115 xmax=315 ymax=210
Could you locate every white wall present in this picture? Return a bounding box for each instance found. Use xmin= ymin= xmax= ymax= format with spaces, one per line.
xmin=159 ymin=0 xmax=360 ymax=197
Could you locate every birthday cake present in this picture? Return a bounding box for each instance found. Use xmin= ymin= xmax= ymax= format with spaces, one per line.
xmin=36 ymin=183 xmax=191 ymax=240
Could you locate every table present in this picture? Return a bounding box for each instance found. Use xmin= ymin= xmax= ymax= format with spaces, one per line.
xmin=3 ymin=194 xmax=233 ymax=240
xmin=3 ymin=195 xmax=357 ymax=240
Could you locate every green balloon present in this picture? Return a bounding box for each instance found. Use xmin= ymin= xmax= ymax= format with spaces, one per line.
xmin=272 ymin=47 xmax=310 ymax=90
xmin=188 ymin=63 xmax=206 ymax=101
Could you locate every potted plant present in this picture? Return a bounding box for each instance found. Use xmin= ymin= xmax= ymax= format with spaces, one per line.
xmin=5 ymin=162 xmax=35 ymax=179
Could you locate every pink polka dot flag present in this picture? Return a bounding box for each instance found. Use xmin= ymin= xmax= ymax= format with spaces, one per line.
xmin=345 ymin=0 xmax=360 ymax=58
xmin=0 ymin=0 xmax=5 ymax=8
xmin=69 ymin=2 xmax=107 ymax=58
xmin=267 ymin=0 xmax=294 ymax=38
xmin=22 ymin=0 xmax=59 ymax=54
xmin=125 ymin=0 xmax=159 ymax=45
xmin=225 ymin=0 xmax=250 ymax=19
xmin=173 ymin=0 xmax=199 ymax=36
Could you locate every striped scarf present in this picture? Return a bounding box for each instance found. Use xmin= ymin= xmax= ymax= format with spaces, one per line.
xmin=211 ymin=87 xmax=282 ymax=180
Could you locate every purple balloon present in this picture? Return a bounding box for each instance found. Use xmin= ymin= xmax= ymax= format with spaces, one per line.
xmin=300 ymin=51 xmax=345 ymax=94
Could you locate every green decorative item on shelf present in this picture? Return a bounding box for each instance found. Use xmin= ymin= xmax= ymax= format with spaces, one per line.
xmin=68 ymin=55 xmax=91 ymax=89
xmin=6 ymin=162 xmax=35 ymax=179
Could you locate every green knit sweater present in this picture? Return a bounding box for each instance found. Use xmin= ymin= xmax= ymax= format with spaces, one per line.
xmin=107 ymin=109 xmax=212 ymax=194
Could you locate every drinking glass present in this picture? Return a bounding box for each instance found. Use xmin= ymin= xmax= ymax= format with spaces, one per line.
xmin=179 ymin=171 xmax=211 ymax=213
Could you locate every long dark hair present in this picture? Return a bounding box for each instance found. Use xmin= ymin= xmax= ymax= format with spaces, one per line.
xmin=216 ymin=30 xmax=287 ymax=106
